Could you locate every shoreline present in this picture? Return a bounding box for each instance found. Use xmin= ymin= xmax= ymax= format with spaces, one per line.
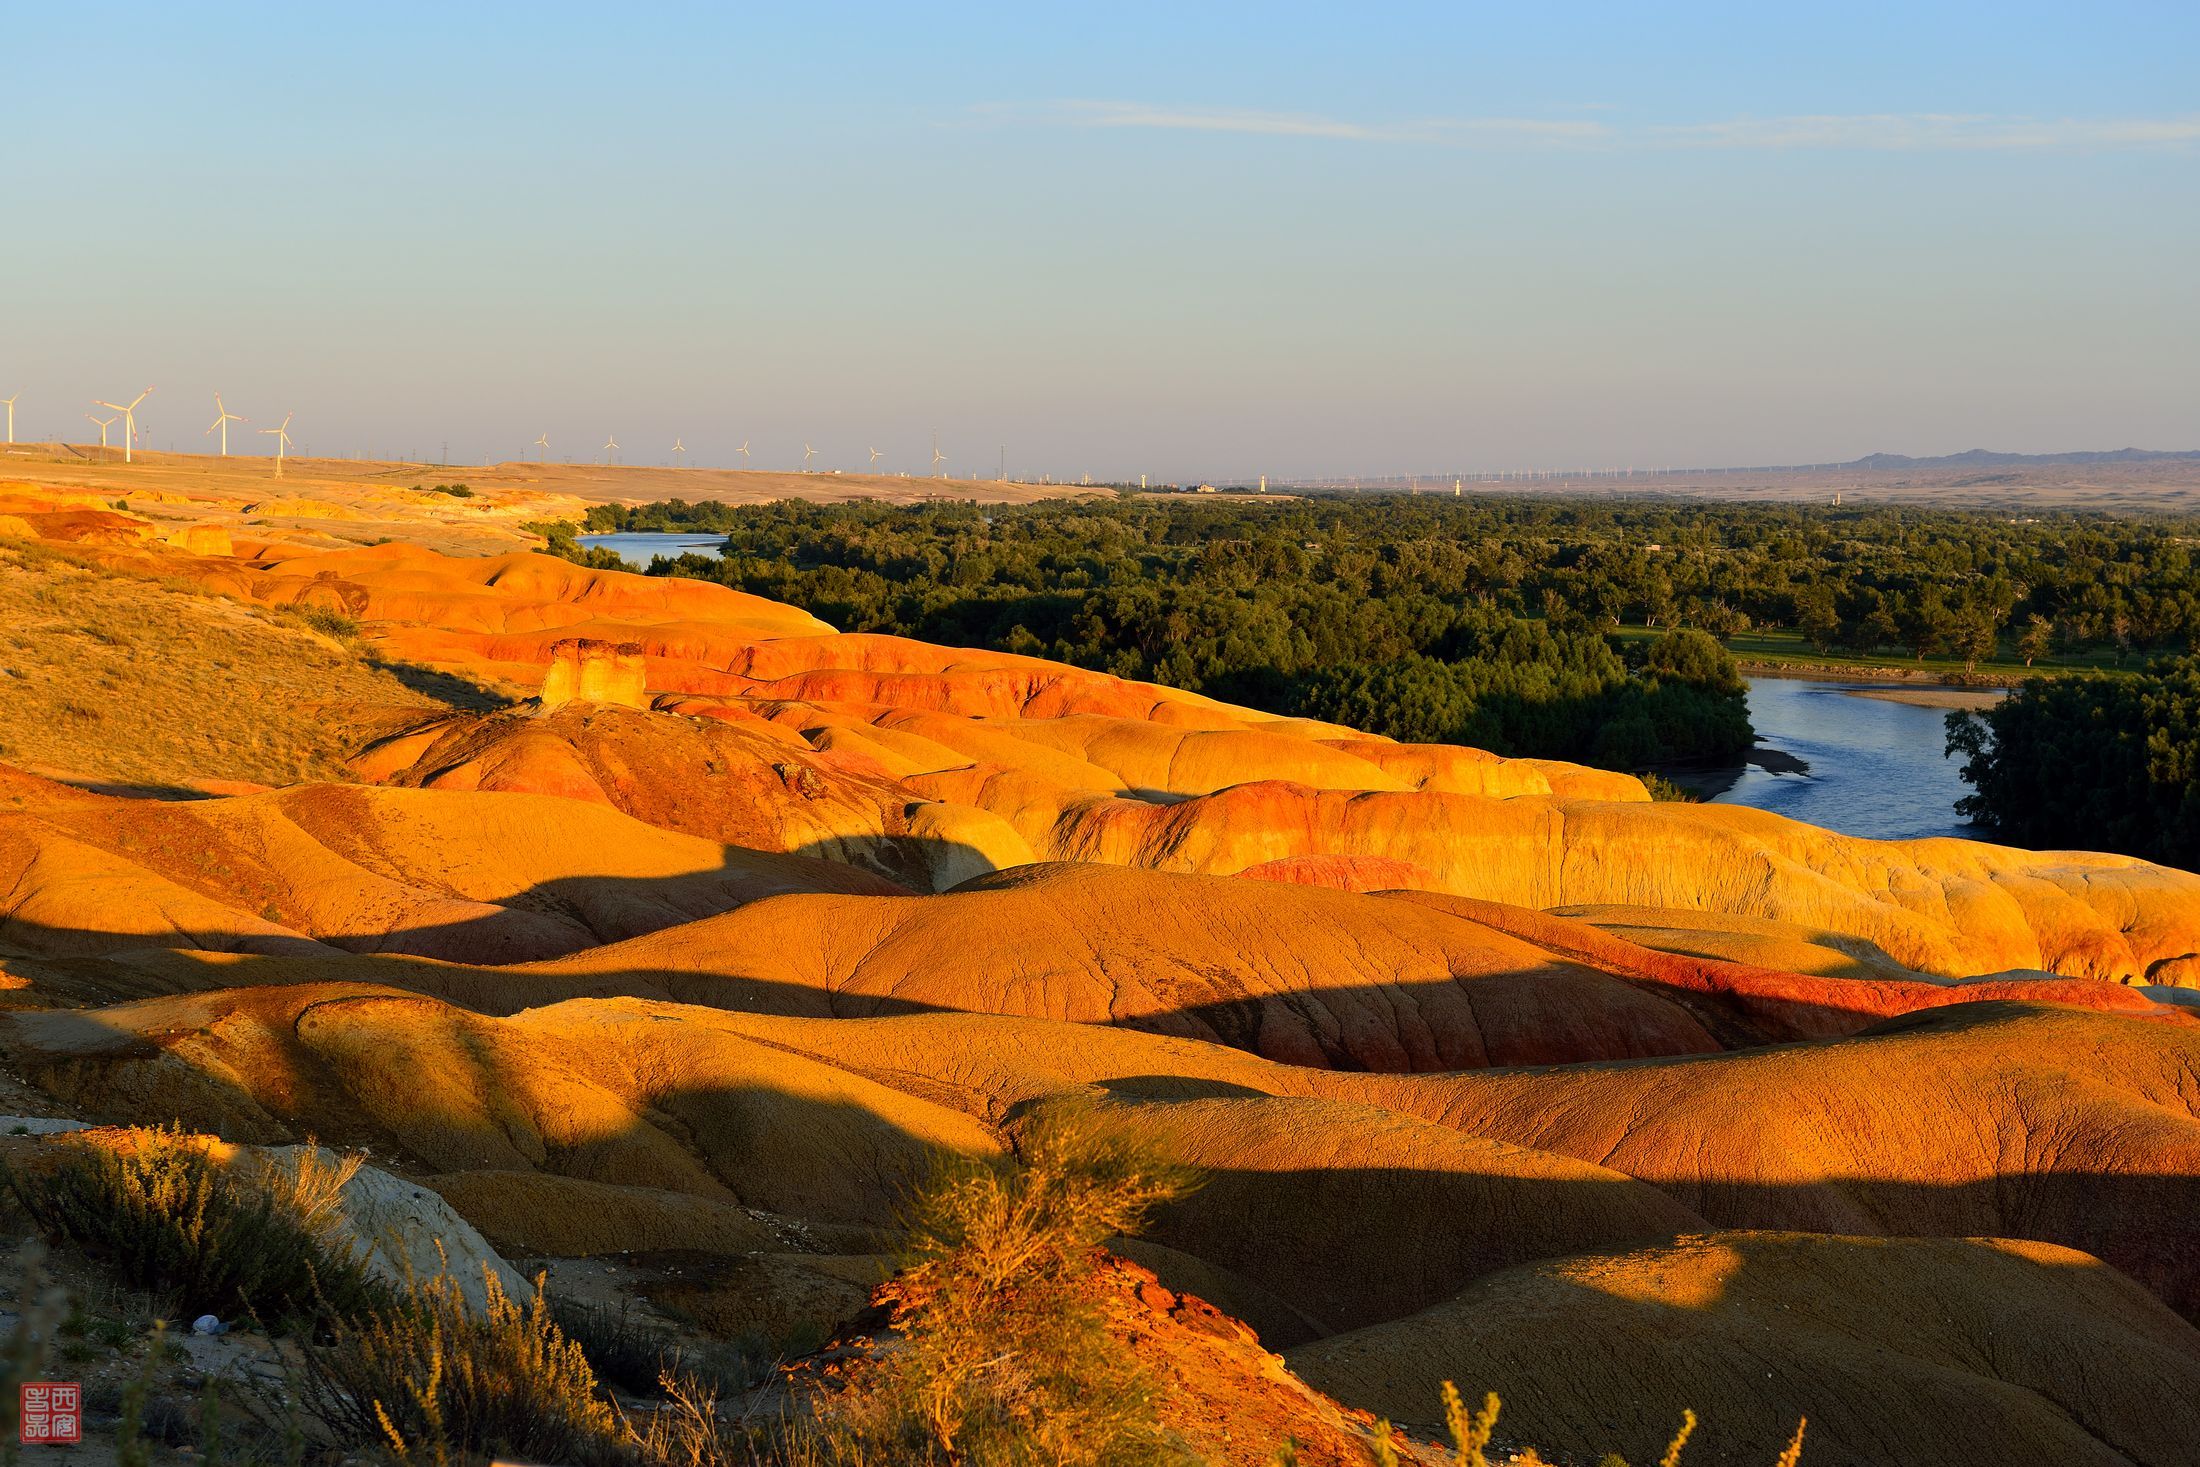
xmin=1650 ymin=743 xmax=1809 ymax=802
xmin=1736 ymin=660 xmax=2025 ymax=689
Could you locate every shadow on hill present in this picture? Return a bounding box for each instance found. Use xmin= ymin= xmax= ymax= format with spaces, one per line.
xmin=365 ymin=656 xmax=516 ymax=711
xmin=1 ymin=808 xmax=2188 ymax=1067
xmin=47 ymin=777 xmax=225 ymax=801
xmin=0 ymin=887 xmax=2053 ymax=1076
xmin=11 ymin=936 xmax=2200 ymax=1467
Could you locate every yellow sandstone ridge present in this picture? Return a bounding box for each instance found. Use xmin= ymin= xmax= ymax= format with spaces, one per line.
xmin=538 ymin=636 xmax=649 ymax=711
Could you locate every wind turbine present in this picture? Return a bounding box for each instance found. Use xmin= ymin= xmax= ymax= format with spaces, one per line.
xmin=85 ymin=413 xmax=117 ymax=459
xmin=533 ymin=433 xmax=550 ymax=463
xmin=735 ymin=439 xmax=751 ymax=466
xmin=672 ymin=438 xmax=687 ymax=467
xmin=930 ymin=432 xmax=947 ymax=478
xmin=867 ymin=446 xmax=883 ymax=469
xmin=602 ymin=434 xmax=619 ymax=466
xmin=205 ymin=393 xmax=247 ymax=456
xmin=94 ymin=388 xmax=153 ymax=463
xmin=802 ymin=442 xmax=817 ymax=472
xmin=1 ymin=394 xmax=16 ymax=445
xmin=259 ymin=412 xmax=294 ymax=476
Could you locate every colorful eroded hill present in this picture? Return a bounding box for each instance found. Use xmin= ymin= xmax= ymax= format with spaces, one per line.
xmin=5 ymin=504 xmax=2200 ymax=1466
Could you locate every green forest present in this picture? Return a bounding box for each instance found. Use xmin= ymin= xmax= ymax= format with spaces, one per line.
xmin=544 ymin=494 xmax=2200 ymax=838
xmin=1949 ymin=657 xmax=2200 ymax=868
xmin=574 ymin=493 xmax=2200 ymax=662
xmin=549 ymin=497 xmax=1768 ymax=769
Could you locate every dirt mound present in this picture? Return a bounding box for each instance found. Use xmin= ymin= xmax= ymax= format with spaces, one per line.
xmin=21 ymin=984 xmax=2200 ymax=1334
xmin=4 ymin=986 xmax=996 ymax=1244
xmin=0 ymin=782 xmax=899 ymax=963
xmin=352 ymin=701 xmax=1008 ymax=891
xmin=1293 ymin=1231 xmax=2200 ymax=1467
xmin=527 ymin=862 xmax=1730 ymax=1069
xmin=0 ymin=545 xmax=482 ymax=792
xmin=1324 ymin=1001 xmax=2200 ymax=1320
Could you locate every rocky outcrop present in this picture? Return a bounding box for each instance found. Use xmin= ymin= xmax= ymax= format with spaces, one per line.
xmin=537 ymin=636 xmax=648 ymax=711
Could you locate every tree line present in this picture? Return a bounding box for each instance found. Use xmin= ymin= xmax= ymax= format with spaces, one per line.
xmin=558 ymin=496 xmax=1761 ymax=768
xmin=581 ymin=493 xmax=2200 ymax=669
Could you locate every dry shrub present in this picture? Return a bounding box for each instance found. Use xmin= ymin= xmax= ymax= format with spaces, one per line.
xmin=300 ymin=1262 xmax=626 ymax=1467
xmin=277 ymin=604 xmax=361 ymax=640
xmin=828 ymin=1104 xmax=1196 ymax=1467
xmin=1378 ymin=1390 xmax=1801 ymax=1467
xmin=6 ymin=1127 xmax=371 ymax=1328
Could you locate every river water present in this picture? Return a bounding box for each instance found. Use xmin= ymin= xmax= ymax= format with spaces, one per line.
xmin=578 ymin=531 xmax=729 ymax=565
xmin=575 ymin=540 xmax=1985 ymax=842
xmin=1709 ymin=676 xmax=1994 ymax=841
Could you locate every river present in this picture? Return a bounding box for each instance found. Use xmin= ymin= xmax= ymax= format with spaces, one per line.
xmin=1707 ymin=676 xmax=1996 ymax=841
xmin=573 ymin=539 xmax=1988 ymax=842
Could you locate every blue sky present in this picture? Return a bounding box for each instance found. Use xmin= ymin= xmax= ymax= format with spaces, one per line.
xmin=5 ymin=2 xmax=2196 ymax=479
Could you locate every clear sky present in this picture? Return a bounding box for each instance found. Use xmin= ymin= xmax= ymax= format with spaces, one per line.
xmin=6 ymin=2 xmax=2196 ymax=480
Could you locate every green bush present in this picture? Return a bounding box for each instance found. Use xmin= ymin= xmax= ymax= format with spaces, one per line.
xmin=7 ymin=1128 xmax=372 ymax=1328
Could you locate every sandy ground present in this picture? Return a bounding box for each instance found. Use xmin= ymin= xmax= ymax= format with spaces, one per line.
xmin=0 ymin=444 xmax=1102 ymax=556
xmin=1843 ymin=686 xmax=2006 ymax=710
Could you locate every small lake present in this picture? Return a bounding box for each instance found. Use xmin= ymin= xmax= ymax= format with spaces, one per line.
xmin=578 ymin=531 xmax=730 ymax=566
xmin=1708 ymin=676 xmax=1998 ymax=841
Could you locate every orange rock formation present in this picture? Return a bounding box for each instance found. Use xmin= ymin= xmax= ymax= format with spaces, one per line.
xmin=7 ymin=520 xmax=2200 ymax=1464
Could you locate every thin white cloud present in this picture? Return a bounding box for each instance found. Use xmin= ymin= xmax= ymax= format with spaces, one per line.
xmin=992 ymin=101 xmax=2200 ymax=152
xmin=1654 ymin=112 xmax=2200 ymax=150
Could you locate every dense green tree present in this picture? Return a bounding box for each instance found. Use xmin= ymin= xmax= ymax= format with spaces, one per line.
xmin=2017 ymin=614 xmax=2054 ymax=667
xmin=1948 ymin=657 xmax=2200 ymax=866
xmin=1795 ymin=587 xmax=1843 ymax=652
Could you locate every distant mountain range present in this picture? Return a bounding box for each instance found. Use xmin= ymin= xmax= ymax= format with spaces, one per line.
xmin=1842 ymin=448 xmax=2200 ymax=470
